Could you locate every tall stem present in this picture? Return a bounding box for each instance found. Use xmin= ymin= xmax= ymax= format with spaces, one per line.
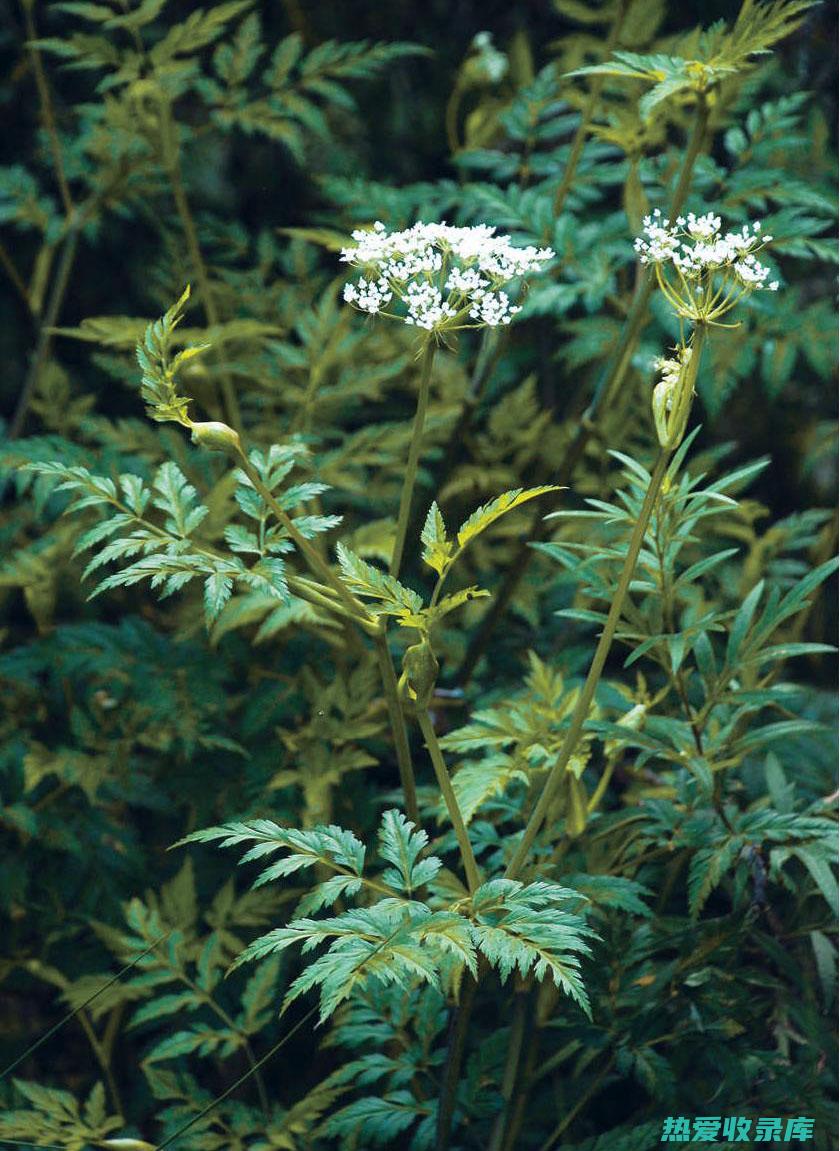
xmin=21 ymin=0 xmax=74 ymax=217
xmin=504 ymin=447 xmax=670 ymax=879
xmin=9 ymin=225 xmax=79 ymax=438
xmin=417 ymin=710 xmax=479 ymax=893
xmin=160 ymin=99 xmax=242 ymax=433
xmin=487 ymin=991 xmax=529 ymax=1151
xmin=553 ymin=0 xmax=628 ymax=218
xmin=538 ymin=1056 xmax=615 ymax=1151
xmin=584 ymin=95 xmax=709 ymax=422
xmin=435 ymin=974 xmax=478 ymax=1151
xmin=506 ymin=327 xmax=706 ymax=879
xmin=390 ymin=340 xmax=436 ymax=578
xmin=374 ymin=632 xmax=420 ymax=825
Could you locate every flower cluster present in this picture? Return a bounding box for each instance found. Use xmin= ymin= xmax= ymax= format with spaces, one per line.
xmin=635 ymin=209 xmax=779 ymax=325
xmin=341 ymin=221 xmax=554 ymax=332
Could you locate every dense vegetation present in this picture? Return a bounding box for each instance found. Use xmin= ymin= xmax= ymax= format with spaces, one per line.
xmin=0 ymin=2 xmax=837 ymax=1149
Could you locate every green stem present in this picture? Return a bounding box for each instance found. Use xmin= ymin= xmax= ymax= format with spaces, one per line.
xmin=417 ymin=710 xmax=479 ymax=893
xmin=585 ymin=95 xmax=708 ymax=421
xmin=445 ymin=80 xmax=464 ymax=155
xmin=435 ymin=974 xmax=478 ymax=1151
xmin=504 ymin=447 xmax=672 ymax=879
xmin=160 ymin=99 xmax=242 ymax=433
xmin=501 ymin=1026 xmax=539 ymax=1151
xmin=487 ymin=991 xmax=529 ymax=1151
xmin=553 ymin=0 xmax=628 ymax=218
xmin=9 ymin=225 xmax=79 ymax=439
xmin=390 ymin=340 xmax=436 ymax=578
xmin=0 ymin=238 xmax=31 ymax=312
xmin=538 ymin=1056 xmax=615 ymax=1151
xmin=239 ymin=460 xmax=422 ymax=822
xmin=374 ymin=631 xmax=420 ymax=826
xmin=405 ymin=328 xmax=501 ymax=553
xmin=236 ymin=451 xmax=375 ymax=632
xmin=587 ymin=752 xmax=618 ymax=815
xmin=177 ymin=969 xmax=269 ymax=1116
xmin=22 ymin=0 xmax=74 ymax=218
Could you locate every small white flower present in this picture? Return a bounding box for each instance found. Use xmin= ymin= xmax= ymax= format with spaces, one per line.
xmin=340 ymin=221 xmax=554 ymax=332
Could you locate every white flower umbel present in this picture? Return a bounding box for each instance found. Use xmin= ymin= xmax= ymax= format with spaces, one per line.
xmin=341 ymin=221 xmax=554 ymax=333
xmin=635 ymin=209 xmax=779 ymax=326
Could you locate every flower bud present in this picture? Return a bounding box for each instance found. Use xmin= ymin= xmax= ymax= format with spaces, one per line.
xmin=398 ymin=638 xmax=440 ymax=711
xmin=189 ymin=420 xmax=241 ymax=455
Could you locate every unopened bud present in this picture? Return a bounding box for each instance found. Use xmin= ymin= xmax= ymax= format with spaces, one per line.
xmin=398 ymin=638 xmax=440 ymax=712
xmin=189 ymin=420 xmax=241 ymax=455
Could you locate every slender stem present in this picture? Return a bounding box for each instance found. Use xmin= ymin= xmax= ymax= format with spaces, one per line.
xmin=177 ymin=969 xmax=269 ymax=1115
xmin=0 ymin=239 xmax=32 ymax=312
xmin=238 ymin=459 xmax=419 ymax=820
xmin=9 ymin=226 xmax=79 ymax=438
xmin=405 ymin=328 xmax=501 ymax=553
xmin=538 ymin=1056 xmax=615 ymax=1151
xmin=236 ymin=452 xmax=375 ymax=631
xmin=159 ymin=99 xmax=242 ymax=433
xmin=435 ymin=974 xmax=478 ymax=1151
xmin=374 ymin=631 xmax=420 ymax=825
xmin=501 ymin=1025 xmax=539 ymax=1151
xmin=553 ymin=0 xmax=628 ymax=218
xmin=504 ymin=447 xmax=672 ymax=879
xmin=487 ymin=992 xmax=529 ymax=1151
xmin=390 ymin=340 xmax=436 ymax=578
xmin=589 ymin=87 xmax=707 ymax=421
xmin=586 ymin=752 xmax=617 ymax=815
xmin=21 ymin=0 xmax=74 ymax=217
xmin=669 ymin=94 xmax=709 ymax=218
xmin=417 ymin=710 xmax=479 ymax=893
xmin=69 ymin=1004 xmax=123 ymax=1117
xmin=445 ymin=80 xmax=464 ymax=155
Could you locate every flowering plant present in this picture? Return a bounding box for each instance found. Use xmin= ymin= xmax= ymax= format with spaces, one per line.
xmin=3 ymin=4 xmax=836 ymax=1151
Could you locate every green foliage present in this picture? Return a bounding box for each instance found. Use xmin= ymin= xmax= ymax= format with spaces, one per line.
xmin=182 ymin=811 xmax=594 ymax=1023
xmin=0 ymin=1 xmax=836 ymax=1150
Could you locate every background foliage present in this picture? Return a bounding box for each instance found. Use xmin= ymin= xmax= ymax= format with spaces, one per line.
xmin=0 ymin=2 xmax=837 ymax=1150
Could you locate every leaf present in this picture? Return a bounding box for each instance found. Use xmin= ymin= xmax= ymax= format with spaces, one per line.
xmin=319 ymin=1091 xmax=421 ymax=1146
xmin=794 ymin=848 xmax=839 ymax=917
xmin=377 ymin=809 xmax=441 ymax=894
xmin=420 ymin=502 xmax=452 ymax=575
xmin=129 ymin=992 xmax=201 ymax=1029
xmin=470 ymin=879 xmax=594 ymax=1014
xmin=456 ymin=486 xmax=561 ymax=550
xmin=336 ymin=543 xmax=423 ymax=618
xmin=726 ymin=579 xmax=764 ymax=665
xmin=451 ymin=757 xmax=528 ymax=824
xmin=204 ymin=572 xmax=234 ymax=624
xmin=687 ymin=836 xmax=745 ymax=918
